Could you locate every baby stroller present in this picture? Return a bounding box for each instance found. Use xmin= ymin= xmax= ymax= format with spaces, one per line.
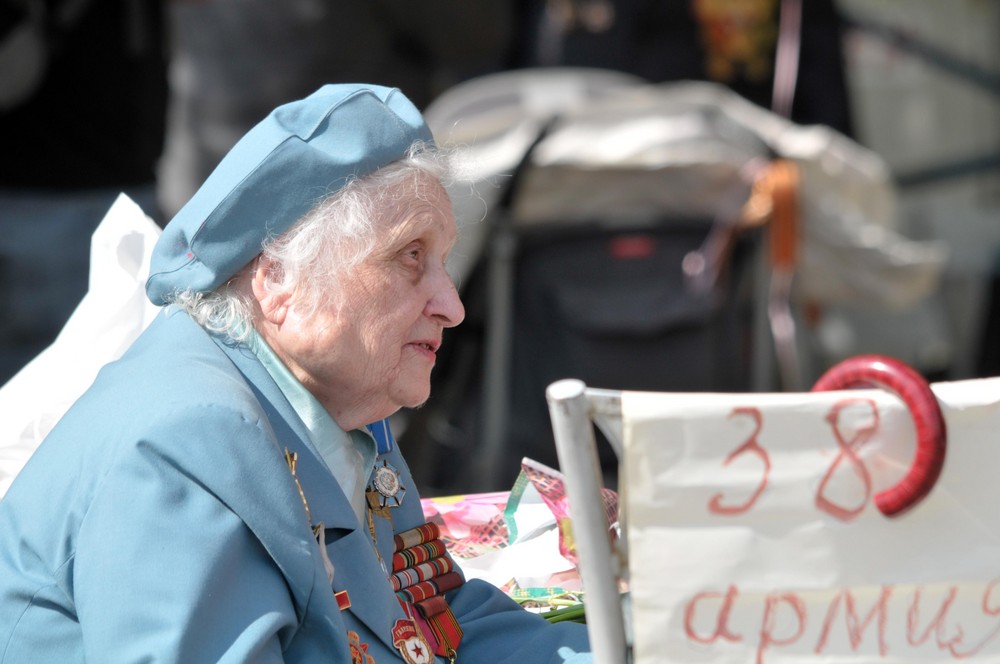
xmin=400 ymin=68 xmax=947 ymax=496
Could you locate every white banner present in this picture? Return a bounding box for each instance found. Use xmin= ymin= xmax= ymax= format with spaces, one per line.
xmin=621 ymin=377 xmax=1000 ymax=663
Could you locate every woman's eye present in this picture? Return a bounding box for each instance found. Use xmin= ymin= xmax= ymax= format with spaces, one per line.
xmin=400 ymin=244 xmax=423 ymax=265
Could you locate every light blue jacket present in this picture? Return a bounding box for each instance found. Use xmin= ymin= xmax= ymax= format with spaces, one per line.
xmin=0 ymin=309 xmax=589 ymax=663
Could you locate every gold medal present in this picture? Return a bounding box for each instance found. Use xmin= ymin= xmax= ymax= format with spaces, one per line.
xmin=347 ymin=630 xmax=375 ymax=664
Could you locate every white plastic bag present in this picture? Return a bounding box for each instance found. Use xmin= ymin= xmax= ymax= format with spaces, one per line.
xmin=0 ymin=194 xmax=161 ymax=496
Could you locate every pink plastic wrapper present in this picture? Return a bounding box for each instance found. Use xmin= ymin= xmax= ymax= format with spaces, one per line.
xmin=421 ymin=458 xmax=618 ymax=573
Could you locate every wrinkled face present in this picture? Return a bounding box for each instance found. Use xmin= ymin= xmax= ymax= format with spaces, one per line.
xmin=277 ymin=172 xmax=465 ymax=429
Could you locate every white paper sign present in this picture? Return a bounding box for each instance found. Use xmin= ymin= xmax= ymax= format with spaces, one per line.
xmin=621 ymin=378 xmax=1000 ymax=663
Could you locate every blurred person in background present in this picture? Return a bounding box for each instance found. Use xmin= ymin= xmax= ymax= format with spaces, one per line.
xmin=158 ymin=0 xmax=510 ymax=219
xmin=506 ymin=0 xmax=854 ymax=135
xmin=0 ymin=0 xmax=169 ymax=384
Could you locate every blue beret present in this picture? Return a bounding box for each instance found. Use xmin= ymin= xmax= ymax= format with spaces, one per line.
xmin=145 ymin=83 xmax=434 ymax=305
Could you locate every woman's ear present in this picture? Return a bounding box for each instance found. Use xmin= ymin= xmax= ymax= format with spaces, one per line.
xmin=251 ymin=256 xmax=291 ymax=325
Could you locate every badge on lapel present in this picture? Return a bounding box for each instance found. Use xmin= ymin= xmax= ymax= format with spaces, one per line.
xmin=347 ymin=630 xmax=375 ymax=664
xmin=392 ymin=618 xmax=433 ymax=664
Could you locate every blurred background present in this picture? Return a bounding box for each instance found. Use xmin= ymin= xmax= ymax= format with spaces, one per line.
xmin=1 ymin=0 xmax=997 ymax=494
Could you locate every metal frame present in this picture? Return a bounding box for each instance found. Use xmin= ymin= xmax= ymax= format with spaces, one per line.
xmin=546 ymin=379 xmax=629 ymax=664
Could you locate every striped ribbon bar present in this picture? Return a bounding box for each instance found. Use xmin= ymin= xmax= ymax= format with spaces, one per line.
xmin=391 ymin=555 xmax=454 ymax=592
xmin=394 ymin=523 xmax=440 ymax=552
xmin=395 ymin=571 xmax=464 ymax=604
xmin=392 ymin=538 xmax=448 ymax=572
xmin=392 ymin=522 xmax=465 ymax=658
xmin=414 ymin=595 xmax=464 ymax=659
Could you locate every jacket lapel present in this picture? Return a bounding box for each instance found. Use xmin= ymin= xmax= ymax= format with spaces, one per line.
xmin=217 ymin=337 xmax=411 ymax=654
xmin=218 ymin=338 xmax=357 ymax=530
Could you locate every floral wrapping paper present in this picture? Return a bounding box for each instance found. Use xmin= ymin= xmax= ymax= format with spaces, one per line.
xmin=420 ymin=458 xmax=618 ymax=608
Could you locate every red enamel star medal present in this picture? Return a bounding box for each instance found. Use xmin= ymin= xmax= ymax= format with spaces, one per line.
xmin=392 ymin=618 xmax=432 ymax=664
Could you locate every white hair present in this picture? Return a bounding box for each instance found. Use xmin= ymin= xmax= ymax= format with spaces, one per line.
xmin=169 ymin=141 xmax=454 ymax=340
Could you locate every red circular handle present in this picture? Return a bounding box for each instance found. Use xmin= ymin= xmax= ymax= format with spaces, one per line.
xmin=811 ymin=354 xmax=947 ymax=517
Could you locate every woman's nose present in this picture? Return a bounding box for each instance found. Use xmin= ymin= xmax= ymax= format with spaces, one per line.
xmin=426 ymin=271 xmax=465 ymax=328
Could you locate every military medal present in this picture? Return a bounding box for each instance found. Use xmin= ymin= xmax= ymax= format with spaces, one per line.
xmin=285 ymin=448 xmax=335 ymax=584
xmin=369 ymin=458 xmax=405 ymax=509
xmin=392 ymin=618 xmax=433 ymax=664
xmin=347 ymin=630 xmax=375 ymax=664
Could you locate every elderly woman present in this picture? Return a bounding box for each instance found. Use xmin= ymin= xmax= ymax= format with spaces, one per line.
xmin=0 ymin=85 xmax=590 ymax=663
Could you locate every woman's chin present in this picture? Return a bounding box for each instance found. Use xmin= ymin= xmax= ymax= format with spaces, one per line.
xmin=392 ymin=382 xmax=432 ymax=412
